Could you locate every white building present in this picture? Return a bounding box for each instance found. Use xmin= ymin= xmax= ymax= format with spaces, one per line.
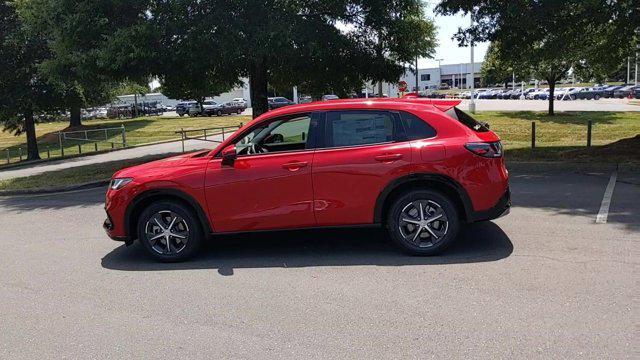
xmin=371 ymin=62 xmax=483 ymax=96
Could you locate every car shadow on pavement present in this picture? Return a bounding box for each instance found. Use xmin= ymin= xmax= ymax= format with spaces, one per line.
xmin=101 ymin=221 xmax=513 ymax=275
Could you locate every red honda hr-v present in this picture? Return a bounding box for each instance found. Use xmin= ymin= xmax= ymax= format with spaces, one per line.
xmin=104 ymin=98 xmax=510 ymax=262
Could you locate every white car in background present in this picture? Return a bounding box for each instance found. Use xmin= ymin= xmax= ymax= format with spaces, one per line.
xmin=95 ymin=107 xmax=108 ymax=118
xmin=230 ymin=98 xmax=247 ymax=108
xmin=526 ymin=88 xmax=549 ymax=100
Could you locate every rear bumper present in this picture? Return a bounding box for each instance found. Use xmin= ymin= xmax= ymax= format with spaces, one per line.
xmin=469 ymin=188 xmax=511 ymax=222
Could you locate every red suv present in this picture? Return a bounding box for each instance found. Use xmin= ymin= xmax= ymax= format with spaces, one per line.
xmin=104 ymin=98 xmax=510 ymax=261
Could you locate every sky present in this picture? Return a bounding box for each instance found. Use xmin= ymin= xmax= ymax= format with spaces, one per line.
xmin=419 ymin=3 xmax=489 ymax=69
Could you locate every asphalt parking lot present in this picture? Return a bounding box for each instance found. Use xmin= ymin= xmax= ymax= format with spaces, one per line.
xmin=0 ymin=166 xmax=638 ymax=358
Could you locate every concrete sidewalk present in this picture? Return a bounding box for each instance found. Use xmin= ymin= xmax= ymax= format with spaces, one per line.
xmin=0 ymin=134 xmax=225 ymax=180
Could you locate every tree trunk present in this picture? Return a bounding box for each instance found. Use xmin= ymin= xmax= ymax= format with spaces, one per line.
xmin=69 ymin=106 xmax=82 ymax=127
xmin=547 ymin=79 xmax=556 ymax=116
xmin=249 ymin=58 xmax=269 ymax=119
xmin=378 ymin=82 xmax=383 ymax=97
xmin=24 ymin=109 xmax=41 ymax=161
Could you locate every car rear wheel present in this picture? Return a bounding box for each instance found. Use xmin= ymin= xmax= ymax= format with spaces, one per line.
xmin=237 ymin=109 xmax=243 ymax=114
xmin=137 ymin=201 xmax=203 ymax=262
xmin=594 ymin=94 xmax=600 ymax=100
xmin=386 ymin=190 xmax=460 ymax=255
xmin=216 ymin=110 xmax=222 ymax=116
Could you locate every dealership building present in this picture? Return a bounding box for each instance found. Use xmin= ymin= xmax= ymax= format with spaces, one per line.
xmin=391 ymin=61 xmax=483 ymax=94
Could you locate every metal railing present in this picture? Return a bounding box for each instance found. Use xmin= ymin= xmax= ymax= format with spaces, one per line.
xmin=3 ymin=125 xmax=127 ymax=165
xmin=175 ymin=124 xmax=243 ymax=153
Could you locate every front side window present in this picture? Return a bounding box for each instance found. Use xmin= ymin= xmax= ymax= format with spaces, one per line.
xmin=234 ymin=114 xmax=311 ymax=156
xmin=325 ymin=111 xmax=394 ymax=148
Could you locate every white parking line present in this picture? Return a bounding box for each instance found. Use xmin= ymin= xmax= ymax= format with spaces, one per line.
xmin=595 ymin=171 xmax=617 ymax=224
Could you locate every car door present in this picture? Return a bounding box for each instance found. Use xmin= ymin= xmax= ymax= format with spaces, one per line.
xmin=204 ymin=113 xmax=318 ymax=232
xmin=311 ymin=110 xmax=412 ymax=226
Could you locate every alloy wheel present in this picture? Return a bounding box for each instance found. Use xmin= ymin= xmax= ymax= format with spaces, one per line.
xmin=144 ymin=210 xmax=190 ymax=255
xmin=398 ymin=200 xmax=449 ymax=248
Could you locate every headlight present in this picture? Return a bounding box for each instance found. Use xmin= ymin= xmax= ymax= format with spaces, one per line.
xmin=110 ymin=178 xmax=133 ymax=190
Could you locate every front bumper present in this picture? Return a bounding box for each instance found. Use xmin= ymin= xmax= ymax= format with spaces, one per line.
xmin=469 ymin=188 xmax=511 ymax=222
xmin=103 ymin=210 xmax=131 ymax=244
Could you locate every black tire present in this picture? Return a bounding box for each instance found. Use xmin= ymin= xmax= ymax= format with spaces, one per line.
xmin=594 ymin=94 xmax=600 ymax=100
xmin=570 ymin=95 xmax=576 ymax=101
xmin=136 ymin=200 xmax=203 ymax=262
xmin=216 ymin=110 xmax=222 ymax=116
xmin=386 ymin=189 xmax=460 ymax=256
xmin=237 ymin=109 xmax=243 ymax=114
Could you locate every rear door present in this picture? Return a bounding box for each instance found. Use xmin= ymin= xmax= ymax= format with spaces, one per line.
xmin=311 ymin=110 xmax=412 ymax=226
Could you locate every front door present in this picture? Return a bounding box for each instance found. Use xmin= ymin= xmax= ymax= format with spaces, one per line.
xmin=204 ymin=113 xmax=317 ymax=232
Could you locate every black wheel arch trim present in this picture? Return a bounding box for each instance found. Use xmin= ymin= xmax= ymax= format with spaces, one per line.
xmin=373 ymin=173 xmax=475 ymax=223
xmin=124 ymin=188 xmax=212 ymax=239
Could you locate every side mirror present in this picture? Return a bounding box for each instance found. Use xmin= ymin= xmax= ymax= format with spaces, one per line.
xmin=221 ymin=144 xmax=237 ymax=166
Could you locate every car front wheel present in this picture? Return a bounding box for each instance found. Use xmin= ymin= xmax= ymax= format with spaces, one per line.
xmin=386 ymin=190 xmax=460 ymax=256
xmin=137 ymin=201 xmax=203 ymax=262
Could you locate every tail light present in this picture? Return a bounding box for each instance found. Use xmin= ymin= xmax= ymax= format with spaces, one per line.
xmin=465 ymin=141 xmax=503 ymax=158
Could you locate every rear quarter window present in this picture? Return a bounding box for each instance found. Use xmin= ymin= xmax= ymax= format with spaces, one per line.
xmin=400 ymin=111 xmax=436 ymax=140
xmin=446 ymin=107 xmax=489 ymax=132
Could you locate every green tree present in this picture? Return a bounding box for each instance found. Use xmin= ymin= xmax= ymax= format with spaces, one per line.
xmin=218 ymin=0 xmax=438 ymax=117
xmin=437 ymin=0 xmax=640 ymax=115
xmin=480 ymin=41 xmax=526 ymax=87
xmin=0 ymin=1 xmax=62 ymax=160
xmin=20 ymin=0 xmax=151 ymax=126
xmin=149 ymin=0 xmax=242 ymax=107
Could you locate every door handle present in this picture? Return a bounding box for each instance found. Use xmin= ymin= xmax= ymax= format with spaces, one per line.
xmin=282 ymin=161 xmax=308 ymax=171
xmin=374 ymin=154 xmax=403 ymax=162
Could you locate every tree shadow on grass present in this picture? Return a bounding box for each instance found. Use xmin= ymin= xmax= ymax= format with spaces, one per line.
xmin=101 ymin=222 xmax=514 ymax=275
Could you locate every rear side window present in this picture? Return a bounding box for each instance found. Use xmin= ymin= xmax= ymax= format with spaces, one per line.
xmin=400 ymin=111 xmax=436 ymax=140
xmin=446 ymin=107 xmax=489 ymax=132
xmin=325 ymin=110 xmax=394 ymax=147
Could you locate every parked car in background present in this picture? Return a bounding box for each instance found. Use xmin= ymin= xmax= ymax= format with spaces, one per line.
xmin=299 ymin=95 xmax=313 ymax=103
xmin=634 ymin=87 xmax=640 ymax=99
xmin=322 ymin=94 xmax=339 ymax=101
xmin=570 ymin=87 xmax=606 ymax=100
xmin=497 ymin=90 xmax=514 ymax=99
xmin=188 ymin=100 xmax=217 ymax=117
xmin=203 ymin=102 xmax=244 ymax=116
xmin=508 ymin=89 xmax=523 ymax=99
xmin=613 ymin=85 xmax=639 ymax=98
xmin=103 ymin=97 xmax=510 ymax=262
xmin=526 ymin=88 xmax=548 ymax=100
xmin=601 ymin=85 xmax=624 ymax=98
xmin=268 ymin=97 xmax=295 ymax=110
xmin=230 ymin=98 xmax=247 ymax=108
xmin=176 ymin=101 xmax=196 ymax=116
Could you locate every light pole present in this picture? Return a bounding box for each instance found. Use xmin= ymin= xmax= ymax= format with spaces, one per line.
xmin=469 ymin=13 xmax=476 ymax=113
xmin=415 ymin=54 xmax=419 ymax=92
xmin=435 ymin=58 xmax=443 ymax=90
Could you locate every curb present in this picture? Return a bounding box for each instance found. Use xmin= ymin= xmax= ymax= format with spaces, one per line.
xmin=0 ymin=179 xmax=110 ymax=196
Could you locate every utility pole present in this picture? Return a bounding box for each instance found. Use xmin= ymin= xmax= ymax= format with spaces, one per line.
xmin=469 ymin=13 xmax=476 ymax=113
xmin=628 ymin=57 xmax=631 ymax=84
xmin=512 ymin=70 xmax=515 ymax=91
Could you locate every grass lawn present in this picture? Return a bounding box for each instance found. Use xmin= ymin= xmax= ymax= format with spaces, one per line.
xmin=474 ymin=111 xmax=640 ymax=162
xmin=0 ymin=153 xmax=181 ymax=191
xmin=0 ymin=114 xmax=249 ymax=165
